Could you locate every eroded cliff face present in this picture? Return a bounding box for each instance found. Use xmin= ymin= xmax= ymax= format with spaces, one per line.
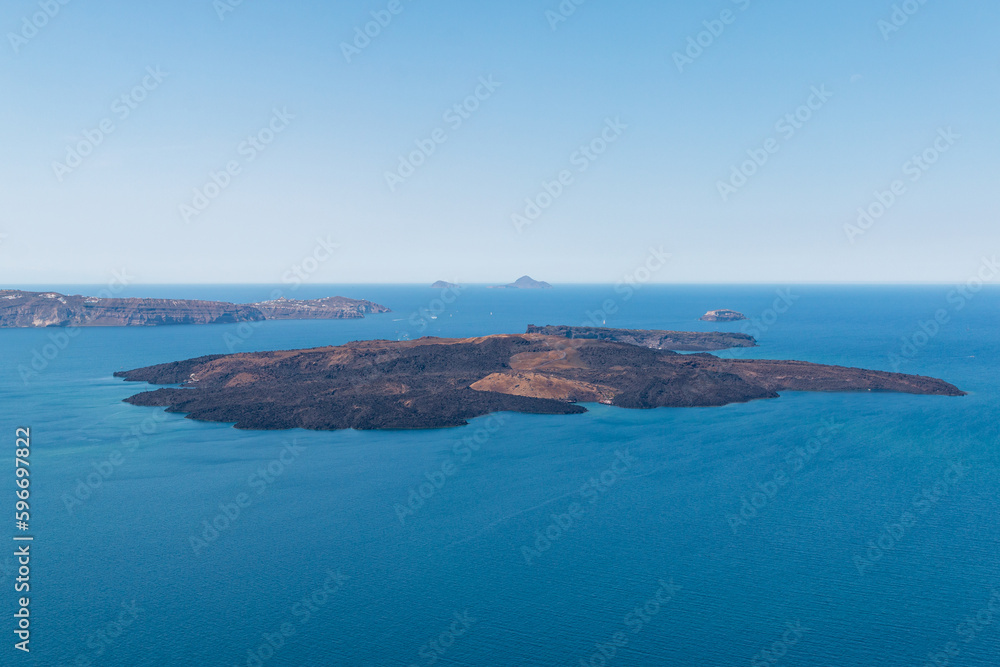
xmin=0 ymin=290 xmax=390 ymax=328
xmin=115 ymin=332 xmax=965 ymax=431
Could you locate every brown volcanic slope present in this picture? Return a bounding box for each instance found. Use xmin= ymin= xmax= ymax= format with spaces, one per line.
xmin=0 ymin=290 xmax=389 ymax=328
xmin=115 ymin=333 xmax=965 ymax=431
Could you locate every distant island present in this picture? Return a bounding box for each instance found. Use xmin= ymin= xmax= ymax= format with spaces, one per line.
xmin=526 ymin=325 xmax=756 ymax=352
xmin=489 ymin=276 xmax=552 ymax=289
xmin=700 ymin=309 xmax=747 ymax=322
xmin=116 ymin=328 xmax=964 ymax=431
xmin=0 ymin=290 xmax=390 ymax=328
xmin=431 ymin=281 xmax=460 ymax=289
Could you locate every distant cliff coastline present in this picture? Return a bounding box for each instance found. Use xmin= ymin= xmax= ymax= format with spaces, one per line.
xmin=0 ymin=290 xmax=390 ymax=328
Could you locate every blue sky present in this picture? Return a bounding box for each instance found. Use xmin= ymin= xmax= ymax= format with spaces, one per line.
xmin=0 ymin=0 xmax=997 ymax=284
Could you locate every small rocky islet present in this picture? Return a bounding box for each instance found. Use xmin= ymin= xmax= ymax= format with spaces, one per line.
xmin=700 ymin=309 xmax=748 ymax=322
xmin=489 ymin=276 xmax=552 ymax=289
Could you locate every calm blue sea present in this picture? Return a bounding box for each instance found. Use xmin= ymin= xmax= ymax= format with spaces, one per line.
xmin=1 ymin=285 xmax=998 ymax=666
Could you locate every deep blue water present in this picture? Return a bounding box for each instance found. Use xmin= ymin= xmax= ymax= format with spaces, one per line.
xmin=1 ymin=285 xmax=998 ymax=666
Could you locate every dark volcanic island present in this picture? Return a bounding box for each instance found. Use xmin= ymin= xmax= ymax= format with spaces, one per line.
xmin=115 ymin=327 xmax=965 ymax=431
xmin=0 ymin=290 xmax=389 ymax=327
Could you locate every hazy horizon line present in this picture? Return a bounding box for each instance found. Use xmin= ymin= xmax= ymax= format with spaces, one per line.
xmin=3 ymin=281 xmax=995 ymax=288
